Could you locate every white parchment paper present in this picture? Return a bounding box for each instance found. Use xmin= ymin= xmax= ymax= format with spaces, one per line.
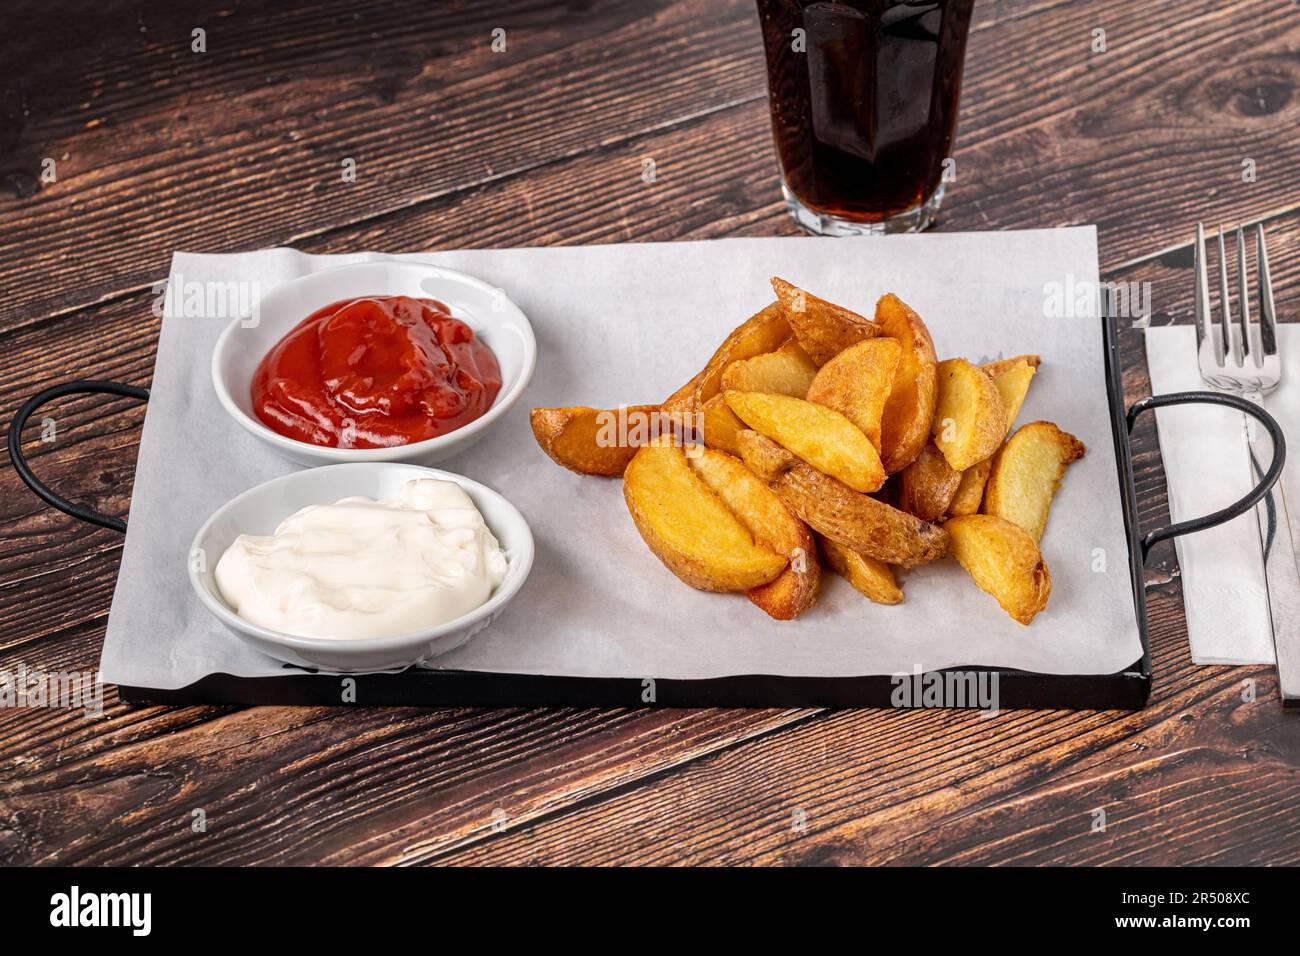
xmin=100 ymin=229 xmax=1142 ymax=690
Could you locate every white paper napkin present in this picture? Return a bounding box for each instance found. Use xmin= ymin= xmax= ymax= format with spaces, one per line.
xmin=1144 ymin=324 xmax=1300 ymax=664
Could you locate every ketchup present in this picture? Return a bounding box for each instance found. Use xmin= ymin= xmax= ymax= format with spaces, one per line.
xmin=251 ymin=296 xmax=502 ymax=448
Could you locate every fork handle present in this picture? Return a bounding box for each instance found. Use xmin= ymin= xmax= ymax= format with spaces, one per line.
xmin=1242 ymin=392 xmax=1300 ymax=706
xmin=1126 ymin=391 xmax=1285 ymax=558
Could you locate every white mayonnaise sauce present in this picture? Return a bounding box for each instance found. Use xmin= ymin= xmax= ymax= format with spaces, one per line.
xmin=215 ymin=479 xmax=508 ymax=640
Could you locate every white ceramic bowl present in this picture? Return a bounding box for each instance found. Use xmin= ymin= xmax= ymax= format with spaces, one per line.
xmin=188 ymin=463 xmax=534 ymax=673
xmin=212 ymin=260 xmax=536 ymax=466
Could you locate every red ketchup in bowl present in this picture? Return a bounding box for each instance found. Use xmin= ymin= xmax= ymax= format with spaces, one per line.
xmin=251 ymin=296 xmax=502 ymax=448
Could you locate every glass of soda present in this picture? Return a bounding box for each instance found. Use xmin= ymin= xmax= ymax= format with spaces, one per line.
xmin=756 ymin=0 xmax=975 ymax=235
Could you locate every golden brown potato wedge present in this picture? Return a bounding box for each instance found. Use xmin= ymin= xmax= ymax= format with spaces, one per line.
xmin=661 ymin=372 xmax=703 ymax=412
xmin=946 ymin=359 xmax=1038 ymax=511
xmin=747 ymin=549 xmax=820 ymax=620
xmin=948 ymin=459 xmax=991 ymax=517
xmin=982 ymin=354 xmax=1041 ymax=379
xmin=530 ymin=405 xmax=660 ymax=477
xmin=819 ymin=536 xmax=903 ymax=605
xmin=898 ymin=442 xmax=962 ymax=523
xmin=988 ymin=359 xmax=1036 ymax=430
xmin=773 ymin=462 xmax=949 ymax=567
xmin=736 ymin=432 xmax=948 ymax=567
xmin=535 ymin=279 xmax=1075 ymax=625
xmin=771 ymin=277 xmax=879 ymax=365
xmin=720 ymin=340 xmax=818 ymax=397
xmin=689 ymin=448 xmax=820 ymax=620
xmin=725 ymin=390 xmax=886 ymax=493
xmin=875 ymin=293 xmax=938 ymax=474
xmin=944 ymin=514 xmax=1051 ymax=625
xmin=983 ymin=421 xmax=1087 ymax=542
xmin=688 ymin=448 xmax=804 ymax=550
xmin=931 ymin=358 xmax=1008 ymax=471
xmin=623 ymin=439 xmax=786 ymax=592
xmin=805 ymin=338 xmax=901 ymax=451
xmin=735 ymin=427 xmax=797 ymax=481
xmin=700 ymin=394 xmax=747 ymax=457
xmin=662 ymin=302 xmax=791 ymax=413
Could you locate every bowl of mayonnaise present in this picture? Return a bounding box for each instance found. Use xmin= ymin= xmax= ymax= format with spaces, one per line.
xmin=188 ymin=463 xmax=534 ymax=672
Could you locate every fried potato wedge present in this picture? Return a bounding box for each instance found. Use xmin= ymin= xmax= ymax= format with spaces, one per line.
xmin=737 ymin=432 xmax=947 ymax=566
xmin=898 ymin=442 xmax=962 ymax=523
xmin=805 ymin=337 xmax=901 ymax=451
xmin=531 ymin=405 xmax=660 ymax=477
xmin=773 ymin=463 xmax=949 ymax=567
xmin=944 ymin=514 xmax=1051 ymax=625
xmin=700 ymin=393 xmax=747 ymax=456
xmin=982 ymin=353 xmax=1041 ymax=379
xmin=725 ymin=390 xmax=886 ymax=493
xmin=819 ymin=536 xmax=903 ymax=605
xmin=988 ymin=358 xmax=1037 ymax=429
xmin=747 ymin=547 xmax=820 ymax=620
xmin=931 ymin=358 xmax=1008 ymax=471
xmin=876 ymin=293 xmax=938 ymax=474
xmin=661 ymin=371 xmax=703 ymax=412
xmin=948 ymin=459 xmax=990 ymax=517
xmin=946 ymin=359 xmax=1039 ymax=511
xmin=623 ymin=440 xmax=786 ymax=592
xmin=983 ymin=421 xmax=1086 ymax=542
xmin=720 ymin=340 xmax=818 ymax=397
xmin=662 ymin=302 xmax=791 ymax=413
xmin=690 ymin=448 xmax=820 ymax=620
xmin=735 ymin=427 xmax=797 ymax=481
xmin=771 ymin=277 xmax=880 ymax=365
xmin=535 ymin=278 xmax=1073 ymax=625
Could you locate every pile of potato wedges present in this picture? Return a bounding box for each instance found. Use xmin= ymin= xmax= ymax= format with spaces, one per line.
xmin=530 ymin=279 xmax=1086 ymax=625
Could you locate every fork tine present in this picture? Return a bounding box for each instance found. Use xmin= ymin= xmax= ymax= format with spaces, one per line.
xmin=1195 ymin=222 xmax=1223 ymax=365
xmin=1257 ymin=222 xmax=1278 ymax=357
xmin=1219 ymin=225 xmax=1242 ymax=365
xmin=1237 ymin=225 xmax=1262 ymax=368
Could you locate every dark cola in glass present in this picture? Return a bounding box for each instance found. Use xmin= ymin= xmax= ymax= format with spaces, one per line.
xmin=757 ymin=0 xmax=974 ymax=234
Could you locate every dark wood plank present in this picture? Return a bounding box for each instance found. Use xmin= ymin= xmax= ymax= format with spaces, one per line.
xmin=948 ymin=0 xmax=1300 ymax=253
xmin=0 ymin=0 xmax=770 ymax=330
xmin=435 ymin=632 xmax=1295 ymax=866
xmin=4 ymin=0 xmax=1298 ymax=334
xmin=0 ymin=701 xmax=816 ymax=864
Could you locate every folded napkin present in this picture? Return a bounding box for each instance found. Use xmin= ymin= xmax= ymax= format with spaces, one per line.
xmin=1145 ymin=324 xmax=1300 ymax=664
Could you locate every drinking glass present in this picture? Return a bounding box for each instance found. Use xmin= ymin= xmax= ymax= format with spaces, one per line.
xmin=756 ymin=0 xmax=975 ymax=235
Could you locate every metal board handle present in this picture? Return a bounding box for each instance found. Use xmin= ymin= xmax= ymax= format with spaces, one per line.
xmin=1126 ymin=390 xmax=1285 ymax=560
xmin=8 ymin=380 xmax=150 ymax=533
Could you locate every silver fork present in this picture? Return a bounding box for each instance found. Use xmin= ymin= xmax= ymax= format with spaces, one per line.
xmin=1195 ymin=222 xmax=1300 ymax=704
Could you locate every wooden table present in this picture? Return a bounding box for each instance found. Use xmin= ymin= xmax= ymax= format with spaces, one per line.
xmin=2 ymin=0 xmax=1299 ymax=866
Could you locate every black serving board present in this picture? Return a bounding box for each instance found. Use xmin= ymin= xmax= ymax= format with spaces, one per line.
xmin=108 ymin=310 xmax=1176 ymax=710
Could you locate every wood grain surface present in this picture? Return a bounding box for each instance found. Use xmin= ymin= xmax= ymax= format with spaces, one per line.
xmin=2 ymin=0 xmax=1299 ymax=866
